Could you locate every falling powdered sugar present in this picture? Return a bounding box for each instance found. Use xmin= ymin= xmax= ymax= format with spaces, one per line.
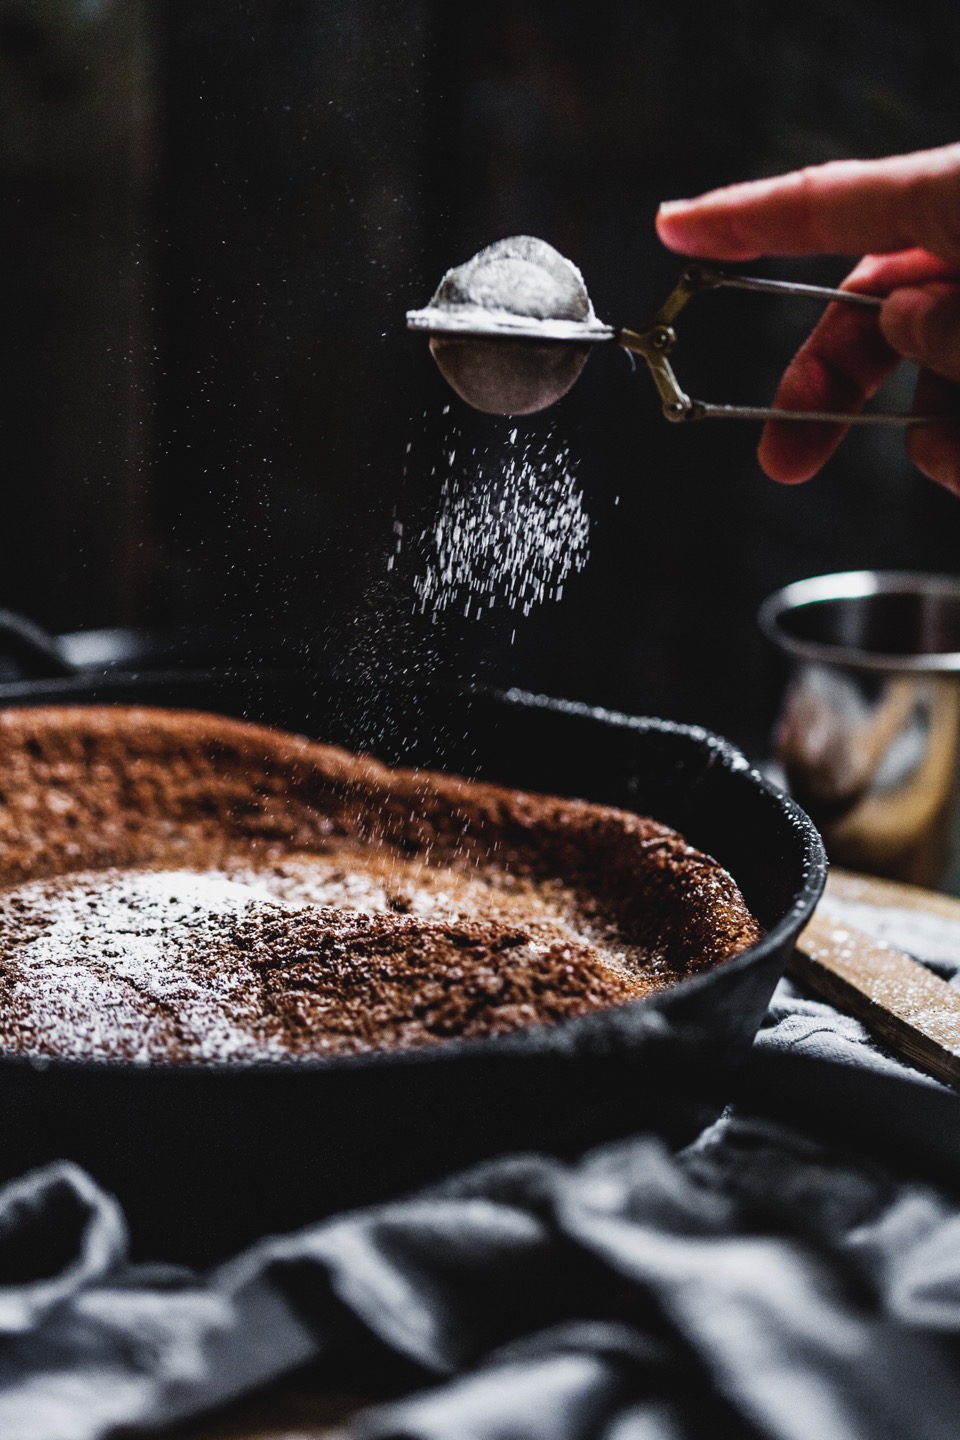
xmin=412 ymin=426 xmax=590 ymax=618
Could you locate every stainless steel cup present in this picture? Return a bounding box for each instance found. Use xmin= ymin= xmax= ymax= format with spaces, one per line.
xmin=759 ymin=571 xmax=960 ymax=889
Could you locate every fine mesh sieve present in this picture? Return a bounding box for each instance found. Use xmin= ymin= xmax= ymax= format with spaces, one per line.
xmin=407 ymin=234 xmax=946 ymax=425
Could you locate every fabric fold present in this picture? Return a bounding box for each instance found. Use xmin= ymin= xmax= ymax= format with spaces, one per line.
xmin=2 ymin=1095 xmax=960 ymax=1437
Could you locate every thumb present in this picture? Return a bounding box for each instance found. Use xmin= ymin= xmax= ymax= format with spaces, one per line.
xmin=880 ymin=283 xmax=960 ymax=383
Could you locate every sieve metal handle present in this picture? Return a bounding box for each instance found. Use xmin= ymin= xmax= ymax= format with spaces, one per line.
xmin=621 ymin=264 xmax=947 ymax=426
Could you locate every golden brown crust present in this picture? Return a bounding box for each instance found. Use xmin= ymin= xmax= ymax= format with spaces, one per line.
xmin=0 ymin=707 xmax=763 ymax=1061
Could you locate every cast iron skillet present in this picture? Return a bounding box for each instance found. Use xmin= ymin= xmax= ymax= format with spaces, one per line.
xmin=0 ymin=652 xmax=826 ymax=1262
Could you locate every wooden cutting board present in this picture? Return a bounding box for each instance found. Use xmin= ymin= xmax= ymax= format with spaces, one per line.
xmin=791 ymin=869 xmax=960 ymax=1089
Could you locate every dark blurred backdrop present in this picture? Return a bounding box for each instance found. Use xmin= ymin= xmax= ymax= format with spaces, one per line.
xmin=2 ymin=0 xmax=960 ymax=755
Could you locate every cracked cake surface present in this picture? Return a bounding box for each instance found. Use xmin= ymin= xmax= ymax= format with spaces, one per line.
xmin=0 ymin=707 xmax=763 ymax=1062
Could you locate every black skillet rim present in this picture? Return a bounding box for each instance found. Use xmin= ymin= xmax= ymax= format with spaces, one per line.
xmin=0 ymin=675 xmax=828 ymax=1079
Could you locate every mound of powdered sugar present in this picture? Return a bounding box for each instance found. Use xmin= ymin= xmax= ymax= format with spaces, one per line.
xmin=432 ymin=235 xmax=595 ymax=323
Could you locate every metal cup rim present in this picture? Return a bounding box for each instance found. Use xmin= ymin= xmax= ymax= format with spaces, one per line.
xmin=759 ymin=569 xmax=960 ymax=674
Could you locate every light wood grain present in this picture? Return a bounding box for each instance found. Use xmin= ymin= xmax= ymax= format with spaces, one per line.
xmin=792 ymin=872 xmax=960 ymax=1087
xmin=826 ymin=868 xmax=960 ymax=923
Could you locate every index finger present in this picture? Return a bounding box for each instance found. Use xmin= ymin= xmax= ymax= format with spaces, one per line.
xmin=656 ymin=144 xmax=960 ymax=262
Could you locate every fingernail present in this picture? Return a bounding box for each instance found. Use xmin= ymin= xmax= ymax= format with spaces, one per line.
xmin=657 ymin=200 xmax=691 ymax=218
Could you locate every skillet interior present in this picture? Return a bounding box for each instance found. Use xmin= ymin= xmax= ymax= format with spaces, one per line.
xmin=0 ymin=703 xmax=767 ymax=1063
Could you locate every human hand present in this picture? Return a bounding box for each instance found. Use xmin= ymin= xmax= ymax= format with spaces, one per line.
xmin=655 ymin=144 xmax=960 ymax=493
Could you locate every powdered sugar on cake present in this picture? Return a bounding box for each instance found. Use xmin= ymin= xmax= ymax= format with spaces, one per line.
xmin=0 ymin=851 xmax=654 ymax=1063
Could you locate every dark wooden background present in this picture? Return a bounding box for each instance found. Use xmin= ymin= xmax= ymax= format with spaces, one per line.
xmin=1 ymin=0 xmax=959 ymax=756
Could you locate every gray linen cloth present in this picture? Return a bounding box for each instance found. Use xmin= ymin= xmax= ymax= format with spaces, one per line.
xmin=3 ymin=896 xmax=960 ymax=1439
xmin=3 ymin=1102 xmax=960 ymax=1439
